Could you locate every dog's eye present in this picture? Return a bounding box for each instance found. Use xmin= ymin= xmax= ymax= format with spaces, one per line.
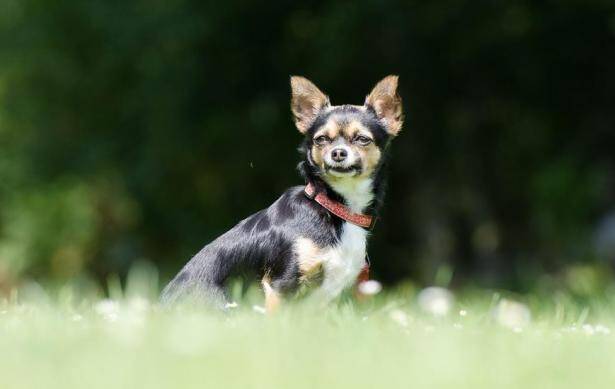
xmin=314 ymin=135 xmax=330 ymax=146
xmin=354 ymin=135 xmax=372 ymax=146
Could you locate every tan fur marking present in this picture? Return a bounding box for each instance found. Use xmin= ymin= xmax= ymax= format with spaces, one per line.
xmin=295 ymin=237 xmax=324 ymax=283
xmin=343 ymin=126 xmax=358 ymax=140
xmin=343 ymin=121 xmax=373 ymax=140
xmin=311 ymin=119 xmax=340 ymax=168
xmin=311 ymin=144 xmax=324 ymax=166
xmin=327 ymin=122 xmax=341 ymax=139
xmin=262 ymin=274 xmax=281 ymax=313
xmin=312 ymin=120 xmax=341 ymax=140
xmin=346 ymin=121 xmax=380 ymax=177
xmin=360 ymin=144 xmax=381 ymax=176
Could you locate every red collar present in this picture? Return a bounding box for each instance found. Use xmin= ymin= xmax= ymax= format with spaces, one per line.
xmin=304 ymin=182 xmax=376 ymax=230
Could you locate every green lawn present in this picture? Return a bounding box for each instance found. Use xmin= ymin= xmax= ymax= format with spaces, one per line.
xmin=1 ymin=285 xmax=615 ymax=389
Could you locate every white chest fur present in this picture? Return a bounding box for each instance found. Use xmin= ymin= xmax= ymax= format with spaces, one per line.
xmin=315 ymin=222 xmax=369 ymax=301
xmin=327 ymin=178 xmax=374 ymax=214
xmin=313 ymin=176 xmax=373 ymax=302
xmin=294 ymin=176 xmax=374 ymax=302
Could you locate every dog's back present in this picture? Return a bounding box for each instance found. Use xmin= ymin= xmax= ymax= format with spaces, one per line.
xmin=160 ymin=186 xmax=338 ymax=306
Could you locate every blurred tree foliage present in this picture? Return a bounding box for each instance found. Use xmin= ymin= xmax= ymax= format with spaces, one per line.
xmin=1 ymin=0 xmax=614 ymax=291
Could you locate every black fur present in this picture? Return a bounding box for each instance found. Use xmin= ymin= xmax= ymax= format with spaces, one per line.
xmin=161 ymin=105 xmax=393 ymax=306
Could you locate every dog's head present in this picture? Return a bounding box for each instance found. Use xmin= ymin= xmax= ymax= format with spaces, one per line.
xmin=291 ymin=76 xmax=403 ymax=182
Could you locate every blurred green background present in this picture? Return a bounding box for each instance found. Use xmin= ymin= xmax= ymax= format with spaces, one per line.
xmin=1 ymin=0 xmax=615 ymax=294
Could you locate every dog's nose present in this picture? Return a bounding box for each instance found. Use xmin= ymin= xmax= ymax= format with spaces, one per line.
xmin=331 ymin=148 xmax=348 ymax=162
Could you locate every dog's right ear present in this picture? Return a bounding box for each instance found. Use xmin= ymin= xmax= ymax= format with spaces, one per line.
xmin=290 ymin=76 xmax=330 ymax=134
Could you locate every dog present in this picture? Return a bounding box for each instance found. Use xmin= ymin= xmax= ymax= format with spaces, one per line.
xmin=161 ymin=75 xmax=403 ymax=310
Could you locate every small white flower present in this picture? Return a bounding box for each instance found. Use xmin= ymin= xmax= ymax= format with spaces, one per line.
xmin=493 ymin=299 xmax=531 ymax=330
xmin=389 ymin=309 xmax=410 ymax=327
xmin=595 ymin=324 xmax=611 ymax=335
xmin=224 ymin=302 xmax=238 ymax=309
xmin=417 ymin=287 xmax=454 ymax=317
xmin=128 ymin=297 xmax=150 ymax=313
xmin=582 ymin=324 xmax=595 ymax=335
xmin=459 ymin=309 xmax=467 ymax=317
xmin=71 ymin=314 xmax=83 ymax=322
xmin=252 ymin=305 xmax=266 ymax=314
xmin=94 ymin=299 xmax=120 ymax=322
xmin=357 ymin=280 xmax=382 ymax=296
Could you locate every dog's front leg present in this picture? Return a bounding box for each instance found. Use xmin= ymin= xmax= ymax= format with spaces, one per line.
xmin=261 ymin=276 xmax=282 ymax=313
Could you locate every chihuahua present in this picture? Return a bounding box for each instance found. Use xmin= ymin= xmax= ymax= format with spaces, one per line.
xmin=161 ymin=75 xmax=403 ymax=310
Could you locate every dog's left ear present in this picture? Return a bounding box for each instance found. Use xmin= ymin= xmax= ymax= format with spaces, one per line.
xmin=290 ymin=76 xmax=330 ymax=134
xmin=365 ymin=75 xmax=403 ymax=136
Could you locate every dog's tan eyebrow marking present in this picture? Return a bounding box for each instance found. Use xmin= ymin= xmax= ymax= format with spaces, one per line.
xmin=344 ymin=121 xmax=373 ymax=140
xmin=313 ymin=120 xmax=341 ymax=139
xmin=313 ymin=128 xmax=328 ymax=138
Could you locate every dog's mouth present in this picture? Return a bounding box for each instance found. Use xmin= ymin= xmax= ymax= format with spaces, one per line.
xmin=326 ymin=164 xmax=362 ymax=177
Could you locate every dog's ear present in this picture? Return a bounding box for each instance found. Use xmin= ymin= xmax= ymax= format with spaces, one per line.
xmin=365 ymin=75 xmax=403 ymax=136
xmin=290 ymin=76 xmax=330 ymax=134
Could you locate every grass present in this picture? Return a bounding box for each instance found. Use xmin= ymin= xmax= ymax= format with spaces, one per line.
xmin=2 ymin=281 xmax=615 ymax=389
